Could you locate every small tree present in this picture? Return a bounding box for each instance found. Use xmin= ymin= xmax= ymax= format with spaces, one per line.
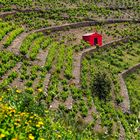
xmin=92 ymin=71 xmax=111 ymax=100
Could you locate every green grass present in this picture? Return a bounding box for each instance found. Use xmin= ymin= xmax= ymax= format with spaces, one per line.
xmin=125 ymin=69 xmax=140 ymax=115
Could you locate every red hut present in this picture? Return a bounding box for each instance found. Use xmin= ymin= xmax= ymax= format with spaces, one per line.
xmin=82 ymin=32 xmax=102 ymax=46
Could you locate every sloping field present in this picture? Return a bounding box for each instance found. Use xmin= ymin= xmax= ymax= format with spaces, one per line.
xmin=0 ymin=0 xmax=140 ymax=139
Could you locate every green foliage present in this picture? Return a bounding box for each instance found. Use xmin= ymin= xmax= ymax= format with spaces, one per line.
xmin=3 ymin=28 xmax=24 ymax=48
xmin=20 ymin=33 xmax=41 ymax=55
xmin=0 ymin=51 xmax=20 ymax=77
xmin=125 ymin=69 xmax=140 ymax=115
xmin=92 ymin=71 xmax=111 ymax=100
xmin=25 ymin=87 xmax=34 ymax=94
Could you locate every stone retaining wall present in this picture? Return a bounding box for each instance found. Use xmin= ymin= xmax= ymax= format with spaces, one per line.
xmin=121 ymin=63 xmax=140 ymax=78
xmin=35 ymin=19 xmax=140 ymax=34
xmin=101 ymin=6 xmax=134 ymax=10
xmin=0 ymin=9 xmax=43 ymax=18
xmin=0 ymin=11 xmax=16 ymax=18
xmin=119 ymin=63 xmax=140 ymax=113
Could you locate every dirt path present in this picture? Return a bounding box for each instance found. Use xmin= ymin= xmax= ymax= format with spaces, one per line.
xmin=43 ymin=73 xmax=51 ymax=96
xmin=64 ymin=95 xmax=73 ymax=110
xmin=49 ymin=99 xmax=60 ymax=109
xmin=32 ymin=49 xmax=49 ymax=67
xmin=7 ymin=32 xmax=29 ymax=55
xmin=121 ymin=11 xmax=134 ymax=19
xmin=119 ymin=74 xmax=130 ymax=113
xmin=84 ymin=102 xmax=98 ymax=123
xmin=72 ymin=46 xmax=98 ymax=86
xmin=10 ymin=74 xmax=25 ymax=91
xmin=118 ymin=120 xmax=126 ymax=140
xmin=72 ymin=53 xmax=83 ymax=87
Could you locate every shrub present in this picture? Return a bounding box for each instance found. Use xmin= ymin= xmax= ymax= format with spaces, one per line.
xmin=92 ymin=71 xmax=111 ymax=100
xmin=25 ymin=81 xmax=33 ymax=87
xmin=25 ymin=87 xmax=34 ymax=94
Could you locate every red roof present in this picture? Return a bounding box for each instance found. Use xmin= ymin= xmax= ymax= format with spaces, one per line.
xmin=83 ymin=32 xmax=102 ymax=37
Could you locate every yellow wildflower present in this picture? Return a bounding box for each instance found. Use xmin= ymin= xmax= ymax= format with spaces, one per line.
xmin=38 ymin=88 xmax=43 ymax=93
xmin=20 ymin=112 xmax=25 ymax=116
xmin=15 ymin=119 xmax=20 ymax=122
xmin=14 ymin=122 xmax=18 ymax=126
xmin=0 ymin=97 xmax=2 ymax=101
xmin=28 ymin=134 xmax=34 ymax=140
xmin=10 ymin=109 xmax=16 ymax=113
xmin=36 ymin=121 xmax=44 ymax=128
xmin=34 ymin=114 xmax=37 ymax=117
xmin=36 ymin=124 xmax=40 ymax=128
xmin=8 ymin=107 xmax=13 ymax=110
xmin=16 ymin=89 xmax=21 ymax=94
xmin=0 ymin=134 xmax=6 ymax=138
xmin=38 ymin=121 xmax=43 ymax=125
xmin=11 ymin=138 xmax=18 ymax=140
xmin=57 ymin=134 xmax=61 ymax=138
xmin=30 ymin=116 xmax=34 ymax=119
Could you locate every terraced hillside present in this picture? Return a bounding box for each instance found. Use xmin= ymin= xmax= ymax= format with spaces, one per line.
xmin=0 ymin=0 xmax=140 ymax=140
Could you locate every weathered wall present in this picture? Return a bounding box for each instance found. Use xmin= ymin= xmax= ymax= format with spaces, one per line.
xmin=119 ymin=63 xmax=140 ymax=113
xmin=34 ymin=20 xmax=140 ymax=34
xmin=0 ymin=11 xmax=16 ymax=18
xmin=121 ymin=63 xmax=140 ymax=78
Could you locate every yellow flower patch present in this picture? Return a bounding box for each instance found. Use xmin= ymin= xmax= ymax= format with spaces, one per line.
xmin=38 ymin=88 xmax=43 ymax=93
xmin=11 ymin=138 xmax=18 ymax=140
xmin=0 ymin=96 xmax=3 ymax=101
xmin=16 ymin=89 xmax=21 ymax=94
xmin=0 ymin=134 xmax=6 ymax=138
xmin=38 ymin=121 xmax=44 ymax=125
xmin=36 ymin=121 xmax=44 ymax=128
xmin=28 ymin=134 xmax=34 ymax=140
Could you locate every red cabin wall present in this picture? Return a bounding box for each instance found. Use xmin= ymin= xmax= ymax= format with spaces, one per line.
xmin=89 ymin=36 xmax=94 ymax=46
xmin=82 ymin=36 xmax=92 ymax=45
xmin=83 ymin=33 xmax=102 ymax=47
xmin=98 ymin=36 xmax=102 ymax=46
xmin=92 ymin=34 xmax=102 ymax=46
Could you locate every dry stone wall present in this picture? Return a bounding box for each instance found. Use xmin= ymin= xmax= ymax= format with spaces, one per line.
xmin=119 ymin=63 xmax=140 ymax=113
xmin=0 ymin=11 xmax=17 ymax=18
xmin=35 ymin=19 xmax=140 ymax=34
